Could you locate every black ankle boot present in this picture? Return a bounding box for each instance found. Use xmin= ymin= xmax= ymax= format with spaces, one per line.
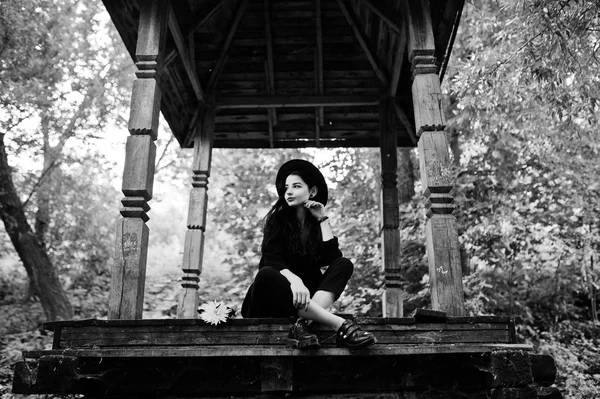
xmin=336 ymin=319 xmax=377 ymax=349
xmin=288 ymin=319 xmax=320 ymax=349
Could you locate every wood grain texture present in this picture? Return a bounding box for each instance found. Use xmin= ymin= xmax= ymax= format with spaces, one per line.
xmin=380 ymin=96 xmax=403 ymax=317
xmin=135 ymin=0 xmax=168 ymax=62
xmin=109 ymin=218 xmax=149 ymax=320
xmin=40 ymin=316 xmax=513 ymax=331
xmin=404 ymin=0 xmax=436 ymax=61
xmin=128 ymin=79 xmax=161 ymax=139
xmin=425 ymin=215 xmax=465 ymax=316
xmin=25 ymin=343 xmax=531 ymax=359
xmin=261 ymin=357 xmax=293 ymax=392
xmin=383 ymin=287 xmax=403 ymax=318
xmin=182 ymin=229 xmax=205 ymax=275
xmin=417 ymin=130 xmax=453 ymax=193
xmin=135 ymin=0 xmax=168 ymax=79
xmin=167 ymin=4 xmax=204 ymax=101
xmin=186 ymin=187 xmax=208 ymax=229
xmin=121 ymin=135 xmax=156 ymax=200
xmin=411 ymin=74 xmax=445 ymax=135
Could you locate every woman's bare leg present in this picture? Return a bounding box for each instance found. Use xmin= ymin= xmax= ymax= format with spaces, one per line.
xmin=311 ymin=290 xmax=336 ymax=310
xmin=298 ymin=300 xmax=344 ymax=331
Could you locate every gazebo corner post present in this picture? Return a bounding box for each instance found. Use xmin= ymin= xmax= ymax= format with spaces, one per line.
xmin=406 ymin=0 xmax=465 ymax=316
xmin=178 ymin=103 xmax=215 ymax=319
xmin=109 ymin=0 xmax=168 ymax=320
xmin=380 ymin=96 xmax=404 ymax=317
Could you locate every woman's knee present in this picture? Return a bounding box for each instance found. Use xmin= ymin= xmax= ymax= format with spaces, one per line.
xmin=332 ymin=257 xmax=354 ymax=277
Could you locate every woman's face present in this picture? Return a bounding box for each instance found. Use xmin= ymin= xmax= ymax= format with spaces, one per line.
xmin=284 ymin=174 xmax=314 ymax=208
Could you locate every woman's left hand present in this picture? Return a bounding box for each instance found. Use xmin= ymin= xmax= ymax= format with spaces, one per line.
xmin=304 ymin=200 xmax=326 ymax=220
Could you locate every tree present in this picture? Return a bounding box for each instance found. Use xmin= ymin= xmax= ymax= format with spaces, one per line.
xmin=0 ymin=0 xmax=131 ymax=320
xmin=443 ymin=0 xmax=600 ymax=323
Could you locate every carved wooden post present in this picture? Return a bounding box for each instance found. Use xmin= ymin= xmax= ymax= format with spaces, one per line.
xmin=380 ymin=96 xmax=403 ymax=317
xmin=406 ymin=0 xmax=465 ymax=315
xmin=178 ymin=105 xmax=215 ymax=318
xmin=109 ymin=0 xmax=167 ymax=320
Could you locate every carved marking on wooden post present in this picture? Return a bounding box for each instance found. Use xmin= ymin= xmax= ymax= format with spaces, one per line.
xmin=109 ymin=0 xmax=167 ymax=320
xmin=407 ymin=0 xmax=465 ymax=315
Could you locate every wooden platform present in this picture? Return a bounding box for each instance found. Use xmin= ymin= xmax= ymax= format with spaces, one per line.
xmin=13 ymin=316 xmax=560 ymax=398
xmin=41 ymin=315 xmax=519 ymax=353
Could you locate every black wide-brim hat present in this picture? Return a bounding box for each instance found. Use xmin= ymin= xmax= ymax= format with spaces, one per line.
xmin=275 ymin=159 xmax=328 ymax=206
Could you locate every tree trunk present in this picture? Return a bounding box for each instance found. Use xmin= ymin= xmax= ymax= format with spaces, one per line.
xmin=397 ymin=147 xmax=415 ymax=204
xmin=35 ymin=113 xmax=52 ymax=248
xmin=0 ymin=133 xmax=73 ymax=321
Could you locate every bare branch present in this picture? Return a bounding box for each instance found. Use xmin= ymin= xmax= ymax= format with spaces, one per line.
xmin=154 ymin=135 xmax=176 ymax=173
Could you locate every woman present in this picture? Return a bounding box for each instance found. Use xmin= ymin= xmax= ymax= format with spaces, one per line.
xmin=241 ymin=159 xmax=376 ymax=350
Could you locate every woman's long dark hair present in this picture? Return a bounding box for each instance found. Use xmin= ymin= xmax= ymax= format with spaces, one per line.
xmin=262 ymin=170 xmax=323 ymax=262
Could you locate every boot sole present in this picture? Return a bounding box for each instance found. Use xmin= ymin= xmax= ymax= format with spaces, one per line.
xmin=286 ymin=337 xmax=321 ymax=349
xmin=336 ymin=336 xmax=377 ymax=350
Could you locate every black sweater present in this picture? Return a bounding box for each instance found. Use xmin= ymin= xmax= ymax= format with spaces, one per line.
xmin=258 ymin=233 xmax=343 ymax=293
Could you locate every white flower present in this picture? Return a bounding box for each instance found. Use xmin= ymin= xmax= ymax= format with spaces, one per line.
xmin=199 ymin=300 xmax=230 ymax=325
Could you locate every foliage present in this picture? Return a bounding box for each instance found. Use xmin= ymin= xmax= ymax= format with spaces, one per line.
xmin=1 ymin=0 xmax=600 ymax=397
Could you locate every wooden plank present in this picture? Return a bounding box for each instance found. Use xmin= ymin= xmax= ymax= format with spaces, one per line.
xmin=315 ymin=0 xmax=324 ymax=126
xmin=188 ymin=0 xmax=223 ymax=34
xmin=393 ymin=99 xmax=417 ymax=144
xmin=389 ymin=25 xmax=406 ymax=97
xmin=207 ymin=0 xmax=249 ymax=90
xmin=43 ymin=316 xmax=513 ymax=330
xmin=216 ymin=95 xmax=379 ymax=109
xmin=261 ymin=358 xmax=293 ymax=392
xmin=264 ymin=0 xmax=277 ymax=139
xmin=24 ymin=344 xmax=534 ymax=359
xmin=58 ymin=322 xmax=509 ymax=338
xmin=362 ymin=0 xmax=402 ymax=33
xmin=167 ymin=4 xmax=204 ymax=101
xmin=58 ymin=328 xmax=509 ymax=348
xmin=336 ymin=0 xmax=390 ymax=88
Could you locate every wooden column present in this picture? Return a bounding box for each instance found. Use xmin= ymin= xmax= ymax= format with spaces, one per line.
xmin=177 ymin=105 xmax=215 ymax=319
xmin=380 ymin=96 xmax=403 ymax=317
xmin=109 ymin=0 xmax=167 ymax=320
xmin=406 ymin=0 xmax=465 ymax=315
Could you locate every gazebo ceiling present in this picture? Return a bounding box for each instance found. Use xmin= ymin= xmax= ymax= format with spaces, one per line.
xmin=103 ymin=0 xmax=463 ymax=149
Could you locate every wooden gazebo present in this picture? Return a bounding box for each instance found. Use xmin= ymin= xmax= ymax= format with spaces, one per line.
xmin=13 ymin=0 xmax=559 ymax=397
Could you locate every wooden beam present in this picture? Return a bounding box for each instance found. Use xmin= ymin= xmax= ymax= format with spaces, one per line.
xmin=264 ymin=0 xmax=276 ymax=147
xmin=188 ymin=0 xmax=223 ymax=34
xmin=389 ymin=25 xmax=406 ymax=97
xmin=215 ymin=95 xmax=380 ymax=109
xmin=264 ymin=61 xmax=275 ymax=148
xmin=207 ymin=0 xmax=249 ymax=90
xmin=168 ymin=4 xmax=204 ymax=101
xmin=163 ymin=1 xmax=222 ymax=69
xmin=336 ymin=0 xmax=390 ymax=88
xmin=393 ymin=98 xmax=417 ymax=145
xmin=361 ymin=0 xmax=402 ymax=34
xmin=315 ymin=0 xmax=324 ymax=127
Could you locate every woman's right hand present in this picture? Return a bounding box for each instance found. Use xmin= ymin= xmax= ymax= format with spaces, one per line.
xmin=289 ymin=278 xmax=310 ymax=311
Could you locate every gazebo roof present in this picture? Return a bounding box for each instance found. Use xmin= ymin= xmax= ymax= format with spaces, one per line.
xmin=103 ymin=0 xmax=463 ymax=148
